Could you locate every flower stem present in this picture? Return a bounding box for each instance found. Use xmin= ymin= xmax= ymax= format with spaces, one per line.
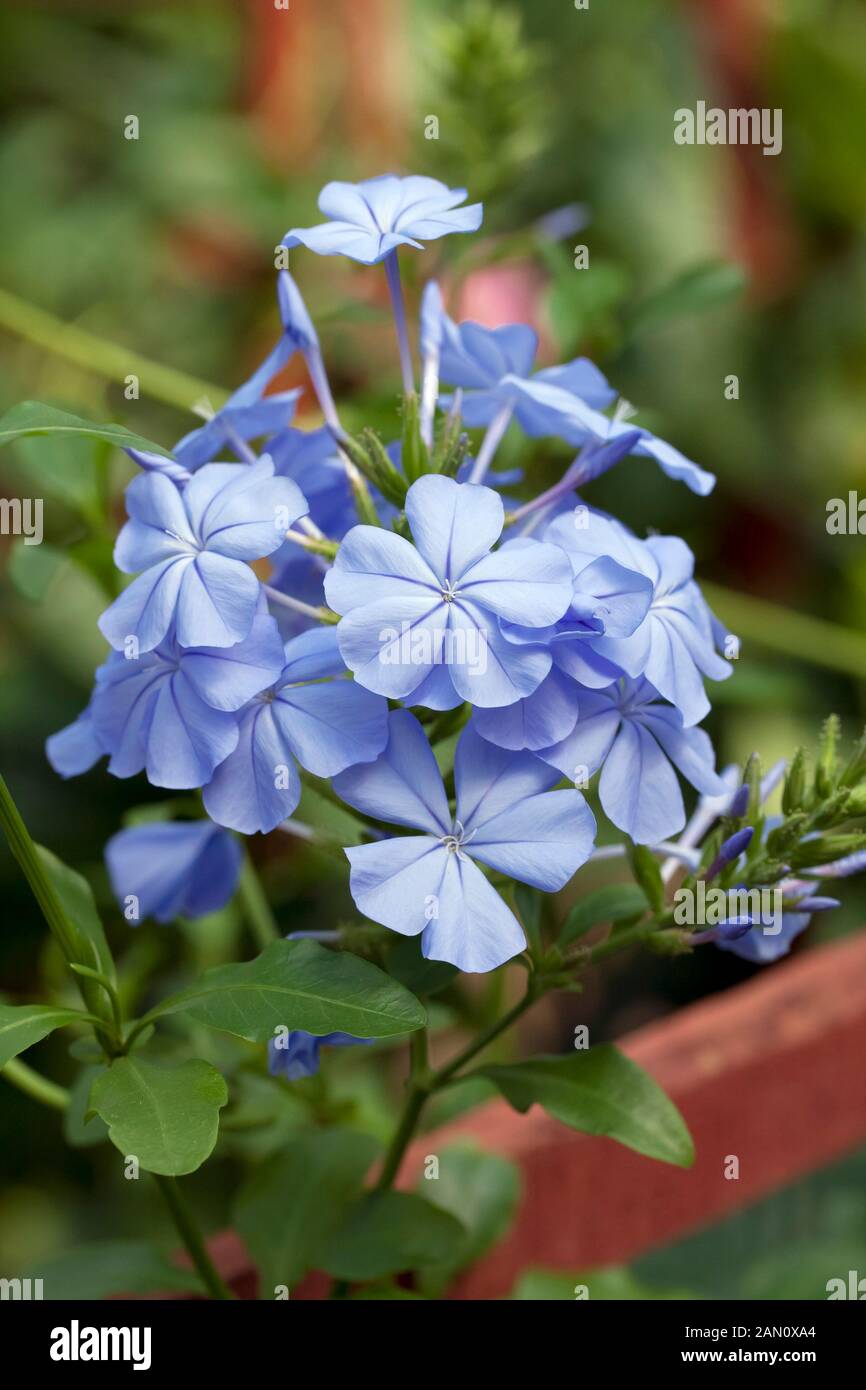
xmin=237 ymin=851 xmax=280 ymax=949
xmin=375 ymin=987 xmax=538 ymax=1192
xmin=374 ymin=1029 xmax=431 ymax=1191
xmin=467 ymin=401 xmax=514 ymax=484
xmin=1 ymin=1058 xmax=70 ymax=1111
xmin=0 ymin=286 xmax=227 ymax=414
xmin=152 ymin=1175 xmax=234 ymax=1301
xmin=383 ymin=251 xmax=415 ymax=396
xmin=262 ymin=585 xmax=339 ymax=624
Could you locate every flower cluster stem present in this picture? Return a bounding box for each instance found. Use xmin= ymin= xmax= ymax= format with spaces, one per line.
xmin=152 ymin=1175 xmax=234 ymax=1301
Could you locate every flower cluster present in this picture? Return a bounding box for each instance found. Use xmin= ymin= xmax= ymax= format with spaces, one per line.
xmin=46 ymin=171 xmax=846 ymax=976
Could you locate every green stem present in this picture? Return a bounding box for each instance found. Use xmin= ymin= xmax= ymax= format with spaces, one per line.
xmin=375 ymin=990 xmax=538 ymax=1193
xmin=433 ymin=990 xmax=537 ymax=1090
xmin=1 ymin=1058 xmax=70 ymax=1111
xmin=237 ymin=850 xmax=280 ymax=949
xmin=0 ymin=773 xmax=117 ymax=1048
xmin=152 ymin=1175 xmax=234 ymax=1301
xmin=585 ymin=920 xmax=656 ymax=964
xmin=374 ymin=1030 xmax=431 ymax=1192
xmin=702 ymin=582 xmax=866 ymax=682
xmin=0 ymin=286 xmax=227 ymax=415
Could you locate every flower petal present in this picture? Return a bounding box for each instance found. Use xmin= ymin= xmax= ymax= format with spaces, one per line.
xmin=333 ymin=709 xmax=450 ymax=834
xmin=405 ymin=475 xmax=504 ymax=586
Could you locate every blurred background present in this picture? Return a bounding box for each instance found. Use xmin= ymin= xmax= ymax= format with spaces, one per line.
xmin=1 ymin=0 xmax=866 ymax=1298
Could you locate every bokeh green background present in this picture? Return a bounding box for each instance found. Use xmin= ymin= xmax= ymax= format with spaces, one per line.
xmin=1 ymin=0 xmax=865 ymax=1297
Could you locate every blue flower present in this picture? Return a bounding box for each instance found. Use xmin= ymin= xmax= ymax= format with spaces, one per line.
xmin=431 ymin=296 xmax=714 ymax=494
xmin=472 ymin=549 xmax=653 ymax=750
xmin=173 ymin=390 xmax=302 ymax=473
xmin=333 ymin=710 xmax=596 ymax=972
xmin=324 ymin=475 xmax=574 ymax=710
xmin=268 ymin=1030 xmax=371 ymax=1081
xmin=98 ymin=458 xmax=307 ymax=653
xmin=543 ymin=510 xmax=731 ymax=726
xmin=105 ymin=820 xmax=242 ymax=924
xmin=283 ymin=175 xmax=482 ymax=265
xmin=48 ymin=614 xmax=286 ymax=790
xmin=203 ymin=627 xmax=389 ymax=835
xmin=538 ymin=677 xmax=725 ymax=845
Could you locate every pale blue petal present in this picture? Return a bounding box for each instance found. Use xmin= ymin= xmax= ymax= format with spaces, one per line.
xmin=333 ymin=709 xmax=450 ymax=834
xmin=335 ymin=595 xmax=449 ymax=700
xmin=599 ymin=720 xmax=685 ymax=844
xmin=345 ymin=836 xmax=446 ymax=936
xmin=405 ymin=475 xmax=504 ymax=585
xmin=324 ymin=525 xmax=439 ymax=614
xmin=144 ymin=672 xmax=238 ymax=789
xmin=421 ymin=853 xmax=525 ymax=973
xmin=174 ymin=550 xmax=261 ymax=650
xmin=471 ymin=666 xmax=579 ymax=752
xmin=203 ymin=703 xmax=300 ymax=835
xmin=98 ymin=556 xmax=189 ymax=653
xmin=448 ymin=601 xmax=551 ymax=707
xmin=457 ymin=538 xmax=573 ymax=625
xmin=272 ymin=679 xmax=388 ymax=777
xmin=180 ymin=614 xmax=286 ymax=711
xmin=469 ymin=789 xmax=596 ymax=890
xmin=454 ymin=723 xmax=559 ymax=830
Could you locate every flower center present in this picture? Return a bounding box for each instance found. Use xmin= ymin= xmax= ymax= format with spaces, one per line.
xmin=439 ymin=819 xmax=476 ymax=858
xmin=440 ymin=581 xmax=458 ymax=604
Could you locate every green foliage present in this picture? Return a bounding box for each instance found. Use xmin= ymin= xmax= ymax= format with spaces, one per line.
xmin=0 ymin=1002 xmax=90 ymax=1067
xmin=24 ymin=1241 xmax=202 ymax=1300
xmin=234 ymin=1128 xmax=380 ymax=1290
xmin=90 ymin=1057 xmax=228 ymax=1176
xmin=478 ymin=1046 xmax=694 ymax=1168
xmin=145 ymin=938 xmax=427 ymax=1042
xmin=317 ymin=1191 xmax=466 ymax=1282
xmin=416 ymin=1144 xmax=521 ymax=1296
xmin=0 ymin=400 xmax=168 ymax=456
xmin=558 ymin=884 xmax=648 ymax=947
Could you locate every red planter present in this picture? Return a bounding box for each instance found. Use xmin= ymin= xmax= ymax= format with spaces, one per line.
xmin=143 ymin=932 xmax=866 ymax=1300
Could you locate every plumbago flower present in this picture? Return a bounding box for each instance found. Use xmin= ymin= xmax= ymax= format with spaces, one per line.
xmin=15 ymin=168 xmax=866 ymax=1301
xmin=99 ymin=459 xmax=308 ymax=653
xmin=333 ymin=711 xmax=596 ymax=971
xmin=538 ymin=677 xmax=725 ymax=844
xmin=282 ymin=175 xmax=483 ymax=264
xmin=432 ymin=294 xmax=715 ymax=495
xmin=268 ymin=1030 xmax=371 ymax=1081
xmin=203 ymin=628 xmax=388 ymax=835
xmin=105 ymin=821 xmax=242 ymax=924
xmin=324 ymin=475 xmax=574 ymax=709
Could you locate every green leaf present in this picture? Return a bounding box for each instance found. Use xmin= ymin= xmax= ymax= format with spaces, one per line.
xmin=10 ymin=433 xmax=101 ymax=516
xmin=24 ymin=1240 xmax=201 ymax=1299
xmin=147 ymin=938 xmax=426 ymax=1041
xmin=35 ymin=844 xmax=115 ymax=983
xmin=0 ymin=1002 xmax=89 ymax=1067
xmin=63 ymin=1065 xmax=109 ymax=1148
xmin=386 ymin=937 xmax=457 ymax=997
xmin=513 ymin=883 xmax=543 ymax=956
xmin=0 ymin=401 xmax=170 ymax=456
xmin=559 ymin=884 xmax=648 ymax=947
xmin=628 ymin=261 xmax=746 ymax=334
xmin=479 ymin=1046 xmax=694 ymax=1167
xmin=317 ymin=1191 xmax=466 ymax=1282
xmin=235 ymin=1128 xmax=380 ymax=1290
xmin=418 ymin=1144 xmax=521 ymax=1296
xmin=90 ymin=1057 xmax=228 ymax=1176
xmin=7 ymin=540 xmax=68 ymax=602
xmin=627 ymin=844 xmax=664 ymax=914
